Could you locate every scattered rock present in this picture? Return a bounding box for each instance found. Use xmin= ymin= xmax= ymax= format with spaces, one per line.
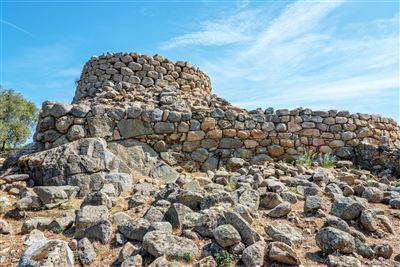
xmin=78 ymin=238 xmax=96 ymax=265
xmin=268 ymin=241 xmax=301 ymax=265
xmin=315 ymin=227 xmax=355 ymax=254
xmin=19 ymin=240 xmax=74 ymax=267
xmin=212 ymin=224 xmax=241 ymax=247
xmin=142 ymin=231 xmax=198 ymax=258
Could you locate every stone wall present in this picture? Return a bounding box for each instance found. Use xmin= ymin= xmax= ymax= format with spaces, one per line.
xmin=74 ymin=52 xmax=212 ymax=103
xmin=33 ymin=52 xmax=400 ymax=173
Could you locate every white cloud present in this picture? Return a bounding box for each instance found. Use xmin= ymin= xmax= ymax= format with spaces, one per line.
xmin=160 ymin=9 xmax=262 ymax=49
xmin=160 ymin=0 xmax=399 ymax=119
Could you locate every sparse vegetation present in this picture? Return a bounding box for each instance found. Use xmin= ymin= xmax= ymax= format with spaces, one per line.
xmin=182 ymin=252 xmax=193 ymax=262
xmin=216 ymin=252 xmax=234 ymax=267
xmin=318 ymin=153 xmax=336 ymax=168
xmin=50 ymin=226 xmax=66 ymax=234
xmin=295 ymin=150 xmax=315 ymax=168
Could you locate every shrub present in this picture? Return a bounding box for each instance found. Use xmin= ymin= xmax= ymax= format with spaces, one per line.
xmin=216 ymin=252 xmax=234 ymax=267
xmin=318 ymin=153 xmax=336 ymax=168
xmin=182 ymin=252 xmax=193 ymax=262
xmin=295 ymin=150 xmax=315 ymax=168
xmin=50 ymin=226 xmax=66 ymax=234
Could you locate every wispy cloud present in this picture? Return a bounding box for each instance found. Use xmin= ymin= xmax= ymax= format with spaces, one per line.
xmin=160 ymin=9 xmax=262 ymax=49
xmin=161 ymin=0 xmax=399 ymax=120
xmin=0 ymin=19 xmax=33 ymax=36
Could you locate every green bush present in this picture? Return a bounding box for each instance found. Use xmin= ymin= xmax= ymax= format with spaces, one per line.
xmin=182 ymin=252 xmax=193 ymax=262
xmin=0 ymin=87 xmax=38 ymax=150
xmin=216 ymin=252 xmax=234 ymax=267
xmin=295 ymin=150 xmax=315 ymax=168
xmin=318 ymin=153 xmax=336 ymax=168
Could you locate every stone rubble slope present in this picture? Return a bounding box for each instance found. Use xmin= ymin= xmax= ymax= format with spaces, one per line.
xmin=1 ymin=158 xmax=400 ymax=266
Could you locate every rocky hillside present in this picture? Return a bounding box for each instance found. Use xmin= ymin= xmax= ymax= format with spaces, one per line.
xmin=0 ymin=52 xmax=399 ymax=267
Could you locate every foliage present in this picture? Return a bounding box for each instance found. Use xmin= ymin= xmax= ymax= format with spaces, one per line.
xmin=50 ymin=226 xmax=66 ymax=234
xmin=295 ymin=150 xmax=316 ymax=168
xmin=318 ymin=153 xmax=336 ymax=168
xmin=182 ymin=252 xmax=193 ymax=262
xmin=0 ymin=86 xmax=38 ymax=150
xmin=216 ymin=252 xmax=234 ymax=267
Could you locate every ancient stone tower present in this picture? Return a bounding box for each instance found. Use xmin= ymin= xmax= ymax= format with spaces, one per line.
xmin=33 ymin=52 xmax=400 ymax=172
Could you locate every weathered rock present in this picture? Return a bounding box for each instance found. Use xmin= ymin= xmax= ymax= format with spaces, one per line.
xmin=75 ymin=205 xmax=112 ymax=243
xmin=260 ymin=192 xmax=284 ymax=209
xmin=194 ymin=208 xmax=226 ymax=238
xmin=238 ymin=189 xmax=260 ymax=213
xmin=315 ymin=227 xmax=355 ymax=254
xmin=166 ymin=203 xmax=200 ymax=230
xmin=18 ymin=240 xmax=74 ymax=267
xmin=78 ymin=238 xmax=96 ymax=265
xmin=143 ymin=231 xmax=198 ymax=258
xmin=24 ymin=229 xmax=46 ymax=246
xmin=325 ymin=215 xmax=350 ymax=232
xmin=268 ymin=241 xmax=301 ymax=266
xmin=224 ymin=211 xmax=262 ymax=246
xmin=33 ymin=186 xmax=79 ymax=208
xmin=328 ymin=255 xmax=362 ymax=267
xmin=242 ymin=241 xmax=265 ymax=267
xmin=330 ymin=196 xmax=365 ymax=220
xmin=0 ymin=219 xmax=11 ymax=234
xmin=19 ymin=138 xmax=132 ymax=192
xmin=304 ymin=195 xmax=323 ymax=213
xmin=21 ymin=217 xmax=52 ymax=234
xmin=389 ymin=198 xmax=400 ymax=209
xmin=118 ymin=218 xmax=150 ymax=241
xmin=81 ymin=191 xmax=112 ymax=209
xmin=212 ymin=224 xmax=241 ymax=247
xmin=360 ymin=209 xmax=378 ymax=232
xmin=200 ymin=190 xmax=234 ymax=210
xmin=362 ymin=187 xmax=384 ymax=203
xmin=265 ymin=223 xmax=303 ymax=247
xmin=373 ymin=243 xmax=393 ymax=259
xmin=266 ymin=202 xmax=292 ymax=218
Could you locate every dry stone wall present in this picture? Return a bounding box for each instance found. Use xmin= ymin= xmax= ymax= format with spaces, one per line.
xmin=33 ymin=52 xmax=400 ymax=172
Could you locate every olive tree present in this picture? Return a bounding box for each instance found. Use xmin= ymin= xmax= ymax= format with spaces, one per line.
xmin=0 ymin=86 xmax=38 ymax=150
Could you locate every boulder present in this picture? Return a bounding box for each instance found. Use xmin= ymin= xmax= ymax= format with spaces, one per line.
xmin=242 ymin=241 xmax=265 ymax=267
xmin=328 ymin=255 xmax=362 ymax=267
xmin=18 ymin=138 xmax=132 ymax=194
xmin=315 ymin=227 xmax=355 ymax=254
xmin=78 ymin=238 xmax=96 ymax=265
xmin=19 ymin=240 xmax=74 ymax=267
xmin=118 ymin=218 xmax=150 ymax=241
xmin=362 ymin=187 xmax=384 ymax=203
xmin=224 ymin=211 xmax=263 ymax=246
xmin=166 ymin=203 xmax=201 ymax=230
xmin=266 ymin=202 xmax=292 ymax=218
xmin=268 ymin=241 xmax=301 ymax=266
xmin=75 ymin=205 xmax=112 ymax=243
xmin=212 ymin=224 xmax=241 ymax=247
xmin=265 ymin=223 xmax=303 ymax=247
xmin=304 ymin=195 xmax=323 ymax=213
xmin=143 ymin=231 xmax=198 ymax=258
xmin=330 ymin=196 xmax=365 ymax=220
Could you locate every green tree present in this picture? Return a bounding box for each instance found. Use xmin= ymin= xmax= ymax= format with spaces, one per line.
xmin=0 ymin=86 xmax=38 ymax=150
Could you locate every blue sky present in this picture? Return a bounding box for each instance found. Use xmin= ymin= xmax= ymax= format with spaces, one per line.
xmin=1 ymin=0 xmax=399 ymax=121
